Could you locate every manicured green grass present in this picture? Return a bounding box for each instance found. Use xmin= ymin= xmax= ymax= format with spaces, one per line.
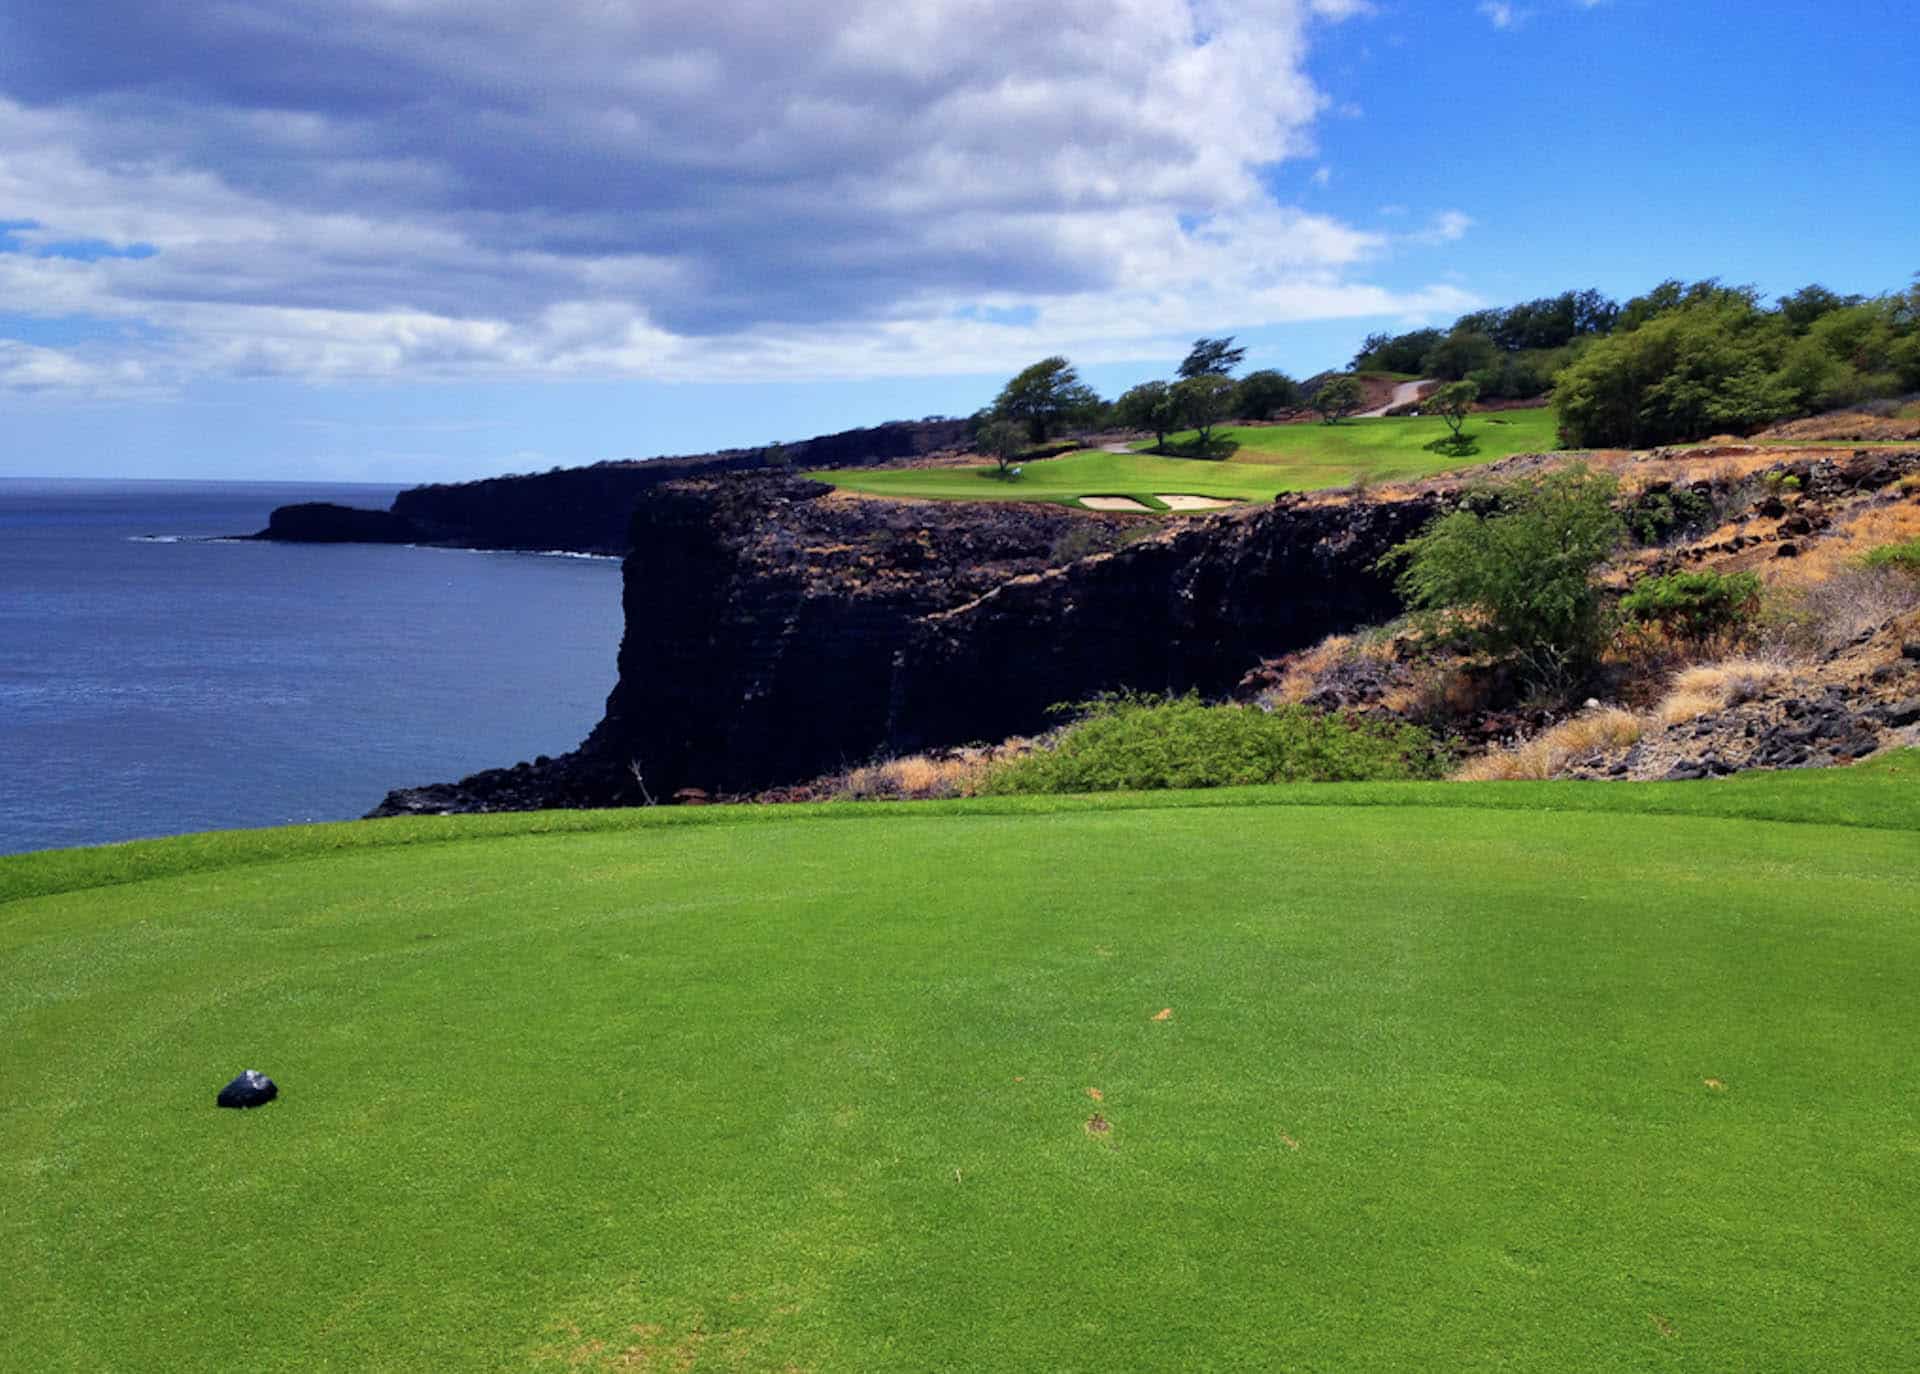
xmin=5 ymin=755 xmax=1918 ymax=1370
xmin=813 ymin=408 xmax=1561 ymax=509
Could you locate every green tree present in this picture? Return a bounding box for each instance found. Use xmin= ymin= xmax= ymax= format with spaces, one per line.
xmin=1352 ymin=327 xmax=1443 ymax=374
xmin=993 ymin=356 xmax=1102 ymax=444
xmin=1113 ymin=380 xmax=1180 ymax=449
xmin=1311 ymin=375 xmax=1363 ymax=423
xmin=1419 ymin=329 xmax=1499 ymax=381
xmin=1555 ymin=298 xmax=1798 ymax=447
xmin=1172 ymin=374 xmax=1236 ymax=447
xmin=1382 ymin=464 xmax=1624 ymax=683
xmin=1428 ymin=379 xmax=1480 ymax=441
xmin=976 ymin=419 xmax=1027 ymax=478
xmin=1232 ymin=369 xmax=1301 ymax=420
xmin=1177 ymin=336 xmax=1247 ymax=379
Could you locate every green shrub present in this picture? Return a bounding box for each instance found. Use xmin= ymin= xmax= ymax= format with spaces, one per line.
xmin=1623 ymin=485 xmax=1716 ymax=544
xmin=1862 ymin=539 xmax=1920 ymax=576
xmin=1381 ymin=464 xmax=1624 ymax=684
xmin=976 ymin=693 xmax=1449 ymax=795
xmin=1620 ymin=569 xmax=1763 ymax=641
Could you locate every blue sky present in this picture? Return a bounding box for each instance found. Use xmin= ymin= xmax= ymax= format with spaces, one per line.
xmin=2 ymin=0 xmax=1915 ymax=482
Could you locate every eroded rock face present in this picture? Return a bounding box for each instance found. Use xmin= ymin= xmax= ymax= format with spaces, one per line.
xmin=888 ymin=494 xmax=1440 ymax=755
xmin=369 ymin=478 xmax=1443 ymax=815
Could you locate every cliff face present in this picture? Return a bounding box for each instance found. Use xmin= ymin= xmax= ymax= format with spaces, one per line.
xmin=265 ymin=418 xmax=971 ymax=554
xmin=369 ymin=478 xmax=1437 ymax=815
xmin=888 ymin=494 xmax=1440 ymax=754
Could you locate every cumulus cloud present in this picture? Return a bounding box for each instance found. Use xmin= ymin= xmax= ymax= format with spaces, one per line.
xmin=0 ymin=1 xmax=1473 ymax=392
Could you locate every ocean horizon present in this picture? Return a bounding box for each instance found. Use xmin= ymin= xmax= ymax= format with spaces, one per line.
xmin=0 ymin=477 xmax=625 ymax=855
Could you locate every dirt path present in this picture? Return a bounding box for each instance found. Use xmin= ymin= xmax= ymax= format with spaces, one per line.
xmin=1358 ymin=379 xmax=1433 ymax=419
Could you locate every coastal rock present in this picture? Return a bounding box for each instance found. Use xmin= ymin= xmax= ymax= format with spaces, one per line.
xmin=254 ymin=502 xmax=417 ymax=543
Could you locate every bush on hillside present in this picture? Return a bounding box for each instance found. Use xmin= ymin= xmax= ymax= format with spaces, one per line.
xmin=1620 ymin=569 xmax=1762 ymax=642
xmin=975 ymin=693 xmax=1449 ymax=795
xmin=1381 ymin=464 xmax=1624 ymax=685
xmin=1861 ymin=538 xmax=1920 ymax=576
xmin=1623 ymin=484 xmax=1717 ymax=544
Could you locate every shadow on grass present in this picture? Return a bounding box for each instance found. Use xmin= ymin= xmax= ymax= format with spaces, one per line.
xmin=1422 ymin=433 xmax=1482 ymax=458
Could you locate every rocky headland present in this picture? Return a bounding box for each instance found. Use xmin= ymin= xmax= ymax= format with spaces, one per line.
xmin=252 ymin=417 xmax=970 ymax=554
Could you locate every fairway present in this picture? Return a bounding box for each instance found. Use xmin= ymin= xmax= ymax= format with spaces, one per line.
xmin=813 ymin=407 xmax=1561 ymax=509
xmin=5 ymin=762 xmax=1919 ymax=1370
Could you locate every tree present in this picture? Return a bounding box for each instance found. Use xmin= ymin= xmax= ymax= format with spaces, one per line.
xmin=1352 ymin=327 xmax=1444 ymax=373
xmin=1172 ymin=374 xmax=1236 ymax=447
xmin=1381 ymin=465 xmax=1624 ymax=684
xmin=993 ymin=356 xmax=1102 ymax=444
xmin=976 ymin=419 xmax=1027 ymax=478
xmin=1428 ymin=380 xmax=1480 ymax=441
xmin=1419 ymin=329 xmax=1499 ymax=381
xmin=1113 ymin=380 xmax=1180 ymax=449
xmin=1177 ymin=336 xmax=1247 ymax=379
xmin=1233 ymin=369 xmax=1301 ymax=420
xmin=1555 ymin=298 xmax=1797 ymax=447
xmin=1310 ymin=375 xmax=1363 ymax=423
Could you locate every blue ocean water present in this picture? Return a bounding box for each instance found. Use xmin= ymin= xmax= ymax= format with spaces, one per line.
xmin=0 ymin=479 xmax=626 ymax=855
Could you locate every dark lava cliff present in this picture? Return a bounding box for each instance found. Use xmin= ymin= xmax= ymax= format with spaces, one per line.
xmin=370 ymin=474 xmax=1440 ymax=815
xmin=256 ymin=418 xmax=969 ymax=554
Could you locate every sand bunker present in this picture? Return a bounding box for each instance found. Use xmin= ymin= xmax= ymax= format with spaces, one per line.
xmin=1080 ymin=496 xmax=1152 ymax=511
xmin=1157 ymin=494 xmax=1235 ymax=511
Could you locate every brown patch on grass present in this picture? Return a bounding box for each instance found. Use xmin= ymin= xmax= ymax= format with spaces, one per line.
xmin=1279 ymin=1133 xmax=1301 ymax=1151
xmin=1650 ymin=1313 xmax=1678 ymax=1339
xmin=1085 ymin=1113 xmax=1111 ymax=1134
xmin=1152 ymin=1007 xmax=1173 ymax=1022
xmin=1703 ymin=1078 xmax=1727 ymax=1092
xmin=1086 ymin=1087 xmax=1104 ymax=1101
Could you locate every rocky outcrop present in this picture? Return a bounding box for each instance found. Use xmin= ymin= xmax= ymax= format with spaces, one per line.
xmin=889 ymin=494 xmax=1439 ymax=753
xmin=258 ymin=417 xmax=970 ymax=554
xmin=253 ymin=502 xmax=417 ymax=544
xmin=369 ymin=481 xmax=1441 ymax=816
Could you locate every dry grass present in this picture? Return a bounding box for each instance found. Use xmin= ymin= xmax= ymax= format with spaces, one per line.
xmin=1453 ymin=708 xmax=1644 ymax=782
xmin=1654 ymin=658 xmax=1792 ymax=724
xmin=834 ymin=745 xmax=1031 ymax=801
xmin=1763 ymin=501 xmax=1920 ymax=588
xmin=1263 ymin=633 xmax=1400 ymax=705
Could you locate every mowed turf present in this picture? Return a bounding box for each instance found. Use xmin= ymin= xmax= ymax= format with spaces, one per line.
xmin=813 ymin=407 xmax=1561 ymax=509
xmin=4 ymin=760 xmax=1919 ymax=1371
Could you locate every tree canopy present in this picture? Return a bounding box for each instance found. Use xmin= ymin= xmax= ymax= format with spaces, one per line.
xmin=1177 ymin=336 xmax=1247 ymax=379
xmin=992 ymin=356 xmax=1103 ymax=444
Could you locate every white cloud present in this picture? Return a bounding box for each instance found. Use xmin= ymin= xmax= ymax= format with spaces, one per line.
xmin=1478 ymin=2 xmax=1523 ymax=28
xmin=0 ymin=1 xmax=1476 ymax=394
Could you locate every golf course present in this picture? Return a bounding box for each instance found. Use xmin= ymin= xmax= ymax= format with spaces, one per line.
xmin=814 ymin=407 xmax=1562 ymax=509
xmin=6 ymin=753 xmax=1917 ymax=1370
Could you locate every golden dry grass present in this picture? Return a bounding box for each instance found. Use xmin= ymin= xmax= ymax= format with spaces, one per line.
xmin=834 ymin=745 xmax=1033 ymax=801
xmin=1654 ymin=658 xmax=1792 ymax=724
xmin=1453 ymin=708 xmax=1645 ymax=782
xmin=1263 ymin=633 xmax=1400 ymax=706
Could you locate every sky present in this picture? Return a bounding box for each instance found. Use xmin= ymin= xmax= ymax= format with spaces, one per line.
xmin=2 ymin=0 xmax=1916 ymax=483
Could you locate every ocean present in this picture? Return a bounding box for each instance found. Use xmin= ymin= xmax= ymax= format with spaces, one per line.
xmin=0 ymin=478 xmax=627 ymax=855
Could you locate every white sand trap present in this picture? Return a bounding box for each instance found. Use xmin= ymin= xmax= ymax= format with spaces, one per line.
xmin=1080 ymin=496 xmax=1152 ymax=511
xmin=1157 ymin=494 xmax=1235 ymax=511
